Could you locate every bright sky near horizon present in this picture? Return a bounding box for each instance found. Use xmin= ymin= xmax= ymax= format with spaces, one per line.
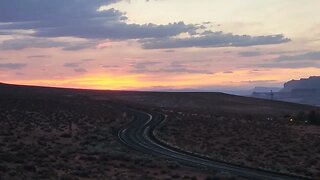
xmin=0 ymin=0 xmax=319 ymax=91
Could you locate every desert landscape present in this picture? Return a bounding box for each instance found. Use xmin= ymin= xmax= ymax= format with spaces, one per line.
xmin=1 ymin=83 xmax=320 ymax=179
xmin=1 ymin=1 xmax=320 ymax=179
xmin=105 ymin=90 xmax=320 ymax=178
xmin=0 ymin=84 xmax=241 ymax=180
xmin=156 ymin=109 xmax=320 ymax=178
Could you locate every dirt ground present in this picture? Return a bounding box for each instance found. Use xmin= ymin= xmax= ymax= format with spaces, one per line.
xmin=1 ymin=83 xmax=319 ymax=179
xmin=0 ymin=92 xmax=238 ymax=180
xmin=156 ymin=110 xmax=320 ymax=179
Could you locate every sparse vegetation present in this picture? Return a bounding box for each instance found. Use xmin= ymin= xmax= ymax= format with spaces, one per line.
xmin=296 ymin=110 xmax=320 ymax=125
xmin=0 ymin=85 xmax=228 ymax=179
xmin=156 ymin=109 xmax=320 ymax=179
xmin=1 ymin=83 xmax=318 ymax=179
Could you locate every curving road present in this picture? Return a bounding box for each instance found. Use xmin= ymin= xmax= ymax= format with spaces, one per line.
xmin=118 ymin=109 xmax=311 ymax=180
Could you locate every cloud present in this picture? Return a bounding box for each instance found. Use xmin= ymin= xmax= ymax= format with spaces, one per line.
xmin=61 ymin=41 xmax=98 ymax=51
xmin=35 ymin=21 xmax=196 ymax=40
xmin=0 ymin=63 xmax=27 ymax=70
xmin=0 ymin=29 xmax=34 ymax=36
xmin=0 ymin=38 xmax=67 ymax=50
xmin=64 ymin=60 xmax=91 ymax=72
xmin=140 ymin=32 xmax=290 ymax=49
xmin=0 ymin=0 xmax=291 ymax=50
xmin=15 ymin=72 xmax=24 ymax=76
xmin=0 ymin=37 xmax=98 ymax=51
xmin=267 ymin=50 xmax=295 ymax=55
xmin=241 ymin=80 xmax=277 ymax=84
xmin=64 ymin=63 xmax=80 ymax=68
xmin=252 ymin=51 xmax=320 ymax=69
xmin=257 ymin=62 xmax=320 ymax=69
xmin=239 ymin=51 xmax=262 ymax=57
xmin=102 ymin=65 xmax=120 ymax=69
xmin=0 ymin=0 xmax=118 ymax=22
xmin=163 ymin=50 xmax=176 ymax=53
xmin=0 ymin=0 xmax=196 ymax=41
xmin=275 ymin=51 xmax=320 ymax=61
xmin=81 ymin=58 xmax=95 ymax=62
xmin=74 ymin=68 xmax=87 ymax=73
xmin=131 ymin=61 xmax=161 ymax=71
xmin=155 ymin=67 xmax=210 ymax=74
xmin=131 ymin=61 xmax=212 ymax=74
xmin=27 ymin=55 xmax=51 ymax=59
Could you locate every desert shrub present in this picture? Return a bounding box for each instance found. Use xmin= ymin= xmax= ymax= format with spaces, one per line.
xmin=79 ymin=155 xmax=96 ymax=162
xmin=244 ymin=114 xmax=253 ymax=121
xmin=204 ymin=176 xmax=219 ymax=180
xmin=215 ymin=172 xmax=236 ymax=179
xmin=0 ymin=152 xmax=15 ymax=162
xmin=8 ymin=170 xmax=17 ymax=177
xmin=108 ymin=151 xmax=132 ymax=161
xmin=60 ymin=174 xmax=79 ymax=180
xmin=60 ymin=133 xmax=71 ymax=138
xmin=308 ymin=110 xmax=320 ymax=125
xmin=23 ymin=163 xmax=36 ymax=172
xmin=171 ymin=174 xmax=181 ymax=178
xmin=137 ymin=175 xmax=154 ymax=180
xmin=283 ymin=114 xmax=291 ymax=118
xmin=99 ymin=153 xmax=109 ymax=161
xmin=0 ymin=164 xmax=8 ymax=172
xmin=295 ymin=110 xmax=320 ymax=125
xmin=160 ymin=170 xmax=168 ymax=174
xmin=167 ymin=162 xmax=180 ymax=170
xmin=72 ymin=169 xmax=91 ymax=178
xmin=110 ymin=126 xmax=118 ymax=135
xmin=296 ymin=111 xmax=307 ymax=121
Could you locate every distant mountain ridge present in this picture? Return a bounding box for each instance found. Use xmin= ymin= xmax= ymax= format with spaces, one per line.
xmin=282 ymin=76 xmax=320 ymax=92
xmin=252 ymin=76 xmax=320 ymax=106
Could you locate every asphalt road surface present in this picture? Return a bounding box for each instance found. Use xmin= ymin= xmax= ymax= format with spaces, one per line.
xmin=118 ymin=109 xmax=311 ymax=180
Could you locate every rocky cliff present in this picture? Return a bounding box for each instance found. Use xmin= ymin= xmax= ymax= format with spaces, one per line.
xmin=282 ymin=76 xmax=320 ymax=92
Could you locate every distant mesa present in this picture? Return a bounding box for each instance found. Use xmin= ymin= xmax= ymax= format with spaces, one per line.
xmin=252 ymin=76 xmax=320 ymax=106
xmin=282 ymin=76 xmax=320 ymax=92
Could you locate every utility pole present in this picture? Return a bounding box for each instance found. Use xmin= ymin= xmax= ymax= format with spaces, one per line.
xmin=270 ymin=90 xmax=274 ymax=100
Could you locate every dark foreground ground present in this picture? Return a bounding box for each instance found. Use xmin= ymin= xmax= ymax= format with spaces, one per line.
xmin=0 ymin=83 xmax=319 ymax=179
xmin=0 ymin=84 xmax=236 ymax=180
xmin=155 ymin=110 xmax=320 ymax=178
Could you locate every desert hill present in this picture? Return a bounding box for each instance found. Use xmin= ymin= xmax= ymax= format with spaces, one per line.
xmin=0 ymin=83 xmax=316 ymax=117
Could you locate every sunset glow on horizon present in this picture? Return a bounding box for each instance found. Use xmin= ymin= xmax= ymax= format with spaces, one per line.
xmin=0 ymin=0 xmax=319 ymax=91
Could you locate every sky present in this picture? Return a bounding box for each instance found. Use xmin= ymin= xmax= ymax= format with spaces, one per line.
xmin=0 ymin=0 xmax=319 ymax=91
